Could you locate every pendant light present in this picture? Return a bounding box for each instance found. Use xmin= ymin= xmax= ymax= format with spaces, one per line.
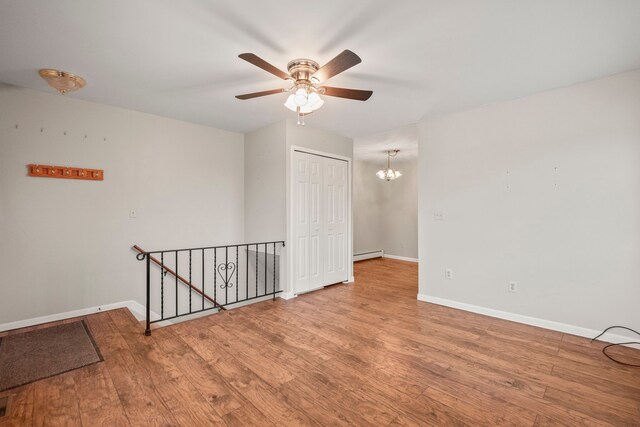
xmin=376 ymin=150 xmax=402 ymax=181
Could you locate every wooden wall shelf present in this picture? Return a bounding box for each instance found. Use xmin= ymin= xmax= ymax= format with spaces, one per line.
xmin=27 ymin=164 xmax=104 ymax=181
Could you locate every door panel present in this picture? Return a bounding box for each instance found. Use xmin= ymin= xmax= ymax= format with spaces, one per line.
xmin=293 ymin=152 xmax=310 ymax=292
xmin=308 ymin=154 xmax=324 ymax=289
xmin=296 ymin=236 xmax=308 ymax=280
xmin=323 ymin=157 xmax=349 ymax=284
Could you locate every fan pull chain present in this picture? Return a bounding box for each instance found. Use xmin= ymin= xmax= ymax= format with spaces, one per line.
xmin=296 ymin=108 xmax=305 ymax=126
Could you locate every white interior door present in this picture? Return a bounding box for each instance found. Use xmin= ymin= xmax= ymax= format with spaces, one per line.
xmin=293 ymin=151 xmax=310 ymax=293
xmin=293 ymin=150 xmax=349 ymax=294
xmin=324 ymin=157 xmax=349 ymax=284
xmin=308 ymin=154 xmax=324 ymax=290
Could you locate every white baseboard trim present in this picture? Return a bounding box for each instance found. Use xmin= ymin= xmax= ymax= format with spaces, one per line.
xmin=0 ymin=300 xmax=147 ymax=333
xmin=384 ymin=254 xmax=419 ymax=263
xmin=225 ymin=294 xmax=278 ymax=309
xmin=417 ymin=294 xmax=637 ymax=346
xmin=354 ymin=250 xmax=383 ymax=262
xmin=126 ymin=300 xmax=148 ymax=321
xmin=279 ymin=292 xmax=297 ymax=300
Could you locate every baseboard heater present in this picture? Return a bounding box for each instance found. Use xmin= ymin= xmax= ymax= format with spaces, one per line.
xmin=353 ymin=250 xmax=384 ymax=262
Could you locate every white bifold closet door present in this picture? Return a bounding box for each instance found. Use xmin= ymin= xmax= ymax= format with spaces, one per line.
xmin=293 ymin=150 xmax=348 ymax=294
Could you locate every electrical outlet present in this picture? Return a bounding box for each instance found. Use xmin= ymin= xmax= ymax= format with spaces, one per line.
xmin=445 ymin=269 xmax=453 ymax=279
xmin=508 ymin=281 xmax=518 ymax=292
xmin=434 ymin=210 xmax=445 ymax=220
xmin=129 ymin=208 xmax=137 ymax=218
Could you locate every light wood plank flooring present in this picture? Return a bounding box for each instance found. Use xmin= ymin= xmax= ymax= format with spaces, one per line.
xmin=1 ymin=258 xmax=639 ymax=426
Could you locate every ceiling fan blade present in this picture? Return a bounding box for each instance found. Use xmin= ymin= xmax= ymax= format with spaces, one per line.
xmin=320 ymin=86 xmax=373 ymax=101
xmin=238 ymin=53 xmax=290 ymax=80
xmin=235 ymin=88 xmax=285 ymax=100
xmin=312 ymin=50 xmax=362 ymax=83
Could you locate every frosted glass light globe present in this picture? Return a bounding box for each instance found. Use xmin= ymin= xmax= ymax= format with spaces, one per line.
xmin=294 ymin=88 xmax=308 ymax=106
xmin=284 ymin=94 xmax=297 ymax=112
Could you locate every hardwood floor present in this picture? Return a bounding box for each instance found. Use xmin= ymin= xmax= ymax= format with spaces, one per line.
xmin=1 ymin=258 xmax=639 ymax=426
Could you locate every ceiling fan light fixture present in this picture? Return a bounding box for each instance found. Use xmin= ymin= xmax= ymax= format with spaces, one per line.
xmin=299 ymin=104 xmax=313 ymax=114
xmin=310 ymin=98 xmax=324 ymax=111
xmin=284 ymin=94 xmax=297 ymax=112
xmin=307 ymin=91 xmax=321 ymax=108
xmin=235 ymin=50 xmax=371 ymax=124
xmin=286 ymin=88 xmax=324 ymax=113
xmin=294 ymin=87 xmax=308 ymax=106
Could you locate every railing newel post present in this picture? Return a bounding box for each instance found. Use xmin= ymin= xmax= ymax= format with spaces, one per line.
xmin=145 ymin=254 xmax=151 ymax=336
xmin=160 ymin=252 xmax=164 ymax=320
xmin=175 ymin=251 xmax=179 ymax=318
xmin=273 ymin=242 xmax=276 ymax=301
xmin=245 ymin=244 xmax=249 ymax=300
xmin=236 ymin=246 xmax=239 ymax=303
xmin=202 ymin=249 xmax=205 ymax=311
xmin=214 ymin=248 xmax=217 ymax=306
xmin=188 ymin=249 xmax=192 ymax=314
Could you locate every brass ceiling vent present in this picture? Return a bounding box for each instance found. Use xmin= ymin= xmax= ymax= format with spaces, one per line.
xmin=38 ymin=69 xmax=86 ymax=94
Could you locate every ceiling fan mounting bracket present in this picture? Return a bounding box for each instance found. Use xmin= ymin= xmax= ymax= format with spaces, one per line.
xmin=286 ymin=59 xmax=320 ymax=84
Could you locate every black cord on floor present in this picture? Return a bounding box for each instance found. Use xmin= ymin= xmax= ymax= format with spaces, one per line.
xmin=591 ymin=326 xmax=640 ymax=368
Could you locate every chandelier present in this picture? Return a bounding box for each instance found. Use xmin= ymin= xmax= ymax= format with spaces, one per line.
xmin=376 ymin=150 xmax=402 ymax=181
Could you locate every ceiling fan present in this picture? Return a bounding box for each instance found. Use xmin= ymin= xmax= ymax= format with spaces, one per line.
xmin=235 ymin=50 xmax=372 ymax=124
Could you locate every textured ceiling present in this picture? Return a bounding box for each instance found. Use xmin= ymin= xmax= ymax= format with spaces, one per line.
xmin=354 ymin=124 xmax=418 ymax=163
xmin=1 ymin=0 xmax=639 ymax=138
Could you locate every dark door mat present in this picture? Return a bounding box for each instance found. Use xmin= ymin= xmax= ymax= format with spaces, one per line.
xmin=0 ymin=395 xmax=8 ymax=417
xmin=0 ymin=320 xmax=103 ymax=392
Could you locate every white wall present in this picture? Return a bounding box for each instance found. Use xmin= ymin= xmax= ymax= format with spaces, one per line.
xmin=353 ymin=160 xmax=383 ymax=254
xmin=353 ymin=158 xmax=418 ymax=259
xmin=244 ymin=121 xmax=286 ymax=242
xmin=244 ymin=119 xmax=354 ymax=245
xmin=285 ymin=119 xmax=353 ymax=159
xmin=0 ymin=85 xmax=245 ymax=326
xmin=418 ymin=70 xmax=640 ymax=336
xmin=378 ymin=159 xmax=418 ymax=259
